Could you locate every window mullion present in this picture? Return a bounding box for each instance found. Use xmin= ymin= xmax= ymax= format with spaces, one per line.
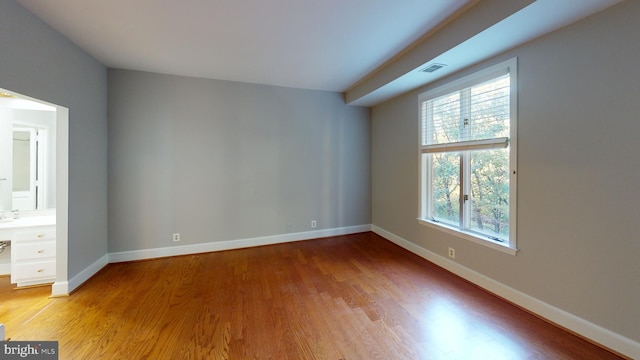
xmin=424 ymin=153 xmax=433 ymax=219
xmin=462 ymin=151 xmax=471 ymax=230
xmin=460 ymin=88 xmax=471 ymax=141
xmin=460 ymin=88 xmax=471 ymax=231
xmin=458 ymin=153 xmax=464 ymax=229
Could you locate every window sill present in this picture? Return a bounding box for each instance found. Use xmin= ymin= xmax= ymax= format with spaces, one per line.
xmin=417 ymin=218 xmax=518 ymax=256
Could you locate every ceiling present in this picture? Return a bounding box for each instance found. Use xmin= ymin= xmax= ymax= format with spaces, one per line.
xmin=18 ymin=0 xmax=623 ymax=106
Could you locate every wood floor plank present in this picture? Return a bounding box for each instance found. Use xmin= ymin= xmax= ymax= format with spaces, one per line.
xmin=0 ymin=232 xmax=626 ymax=359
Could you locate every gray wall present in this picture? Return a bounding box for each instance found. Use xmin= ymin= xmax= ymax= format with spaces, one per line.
xmin=108 ymin=70 xmax=370 ymax=252
xmin=372 ymin=0 xmax=639 ymax=344
xmin=0 ymin=1 xmax=108 ymax=278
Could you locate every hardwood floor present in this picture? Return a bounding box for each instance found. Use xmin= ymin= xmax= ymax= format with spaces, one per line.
xmin=0 ymin=232 xmax=624 ymax=359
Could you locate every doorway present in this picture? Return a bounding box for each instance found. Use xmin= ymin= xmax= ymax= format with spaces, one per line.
xmin=0 ymin=88 xmax=69 ymax=296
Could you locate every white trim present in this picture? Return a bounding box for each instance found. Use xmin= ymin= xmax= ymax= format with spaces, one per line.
xmin=51 ymin=225 xmax=370 ymax=295
xmin=422 ymin=137 xmax=509 ymax=153
xmin=50 ymin=281 xmax=67 ymax=297
xmin=372 ymin=225 xmax=640 ymax=359
xmin=55 ymin=106 xmax=69 ymax=297
xmin=51 ymin=254 xmax=108 ymax=296
xmin=109 ymin=224 xmax=371 ymax=263
xmin=417 ymin=218 xmax=518 ymax=255
xmin=508 ymin=58 xmax=518 ymax=249
xmin=0 ymin=89 xmax=69 ymax=298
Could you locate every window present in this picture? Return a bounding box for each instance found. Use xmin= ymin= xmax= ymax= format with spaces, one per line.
xmin=418 ymin=58 xmax=517 ymax=254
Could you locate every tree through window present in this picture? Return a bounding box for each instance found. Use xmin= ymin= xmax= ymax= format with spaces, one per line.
xmin=419 ymin=58 xmax=517 ymax=251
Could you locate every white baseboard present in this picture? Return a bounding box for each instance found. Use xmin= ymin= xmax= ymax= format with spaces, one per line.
xmin=109 ymin=225 xmax=372 ymax=263
xmin=371 ymin=225 xmax=640 ymax=360
xmin=52 ymin=254 xmax=109 ymax=296
xmin=53 ymin=225 xmax=369 ymax=296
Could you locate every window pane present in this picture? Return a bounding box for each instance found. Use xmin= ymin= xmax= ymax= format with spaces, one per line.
xmin=431 ymin=152 xmax=460 ymax=225
xmin=469 ymin=148 xmax=509 ymax=240
xmin=426 ymin=92 xmax=461 ymax=145
xmin=469 ymin=75 xmax=510 ymax=141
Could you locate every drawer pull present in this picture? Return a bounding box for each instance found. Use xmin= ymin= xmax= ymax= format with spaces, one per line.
xmin=38 ymin=250 xmax=45 ymax=254
xmin=37 ymin=234 xmax=45 ymax=238
xmin=37 ymin=269 xmax=44 ymax=273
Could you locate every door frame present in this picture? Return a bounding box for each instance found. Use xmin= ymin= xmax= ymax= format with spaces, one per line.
xmin=0 ymin=88 xmax=69 ymax=296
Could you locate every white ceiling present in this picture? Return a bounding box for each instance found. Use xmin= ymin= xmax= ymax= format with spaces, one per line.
xmin=17 ymin=0 xmax=623 ymax=106
xmin=17 ymin=0 xmax=470 ymax=92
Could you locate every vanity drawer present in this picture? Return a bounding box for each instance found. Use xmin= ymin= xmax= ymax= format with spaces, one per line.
xmin=13 ymin=260 xmax=56 ymax=282
xmin=13 ymin=227 xmax=56 ymax=241
xmin=13 ymin=241 xmax=56 ymax=261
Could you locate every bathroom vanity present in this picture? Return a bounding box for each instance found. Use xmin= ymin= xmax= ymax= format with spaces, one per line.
xmin=0 ymin=214 xmax=56 ymax=287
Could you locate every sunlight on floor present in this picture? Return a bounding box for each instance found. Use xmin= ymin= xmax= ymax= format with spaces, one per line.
xmin=422 ymin=298 xmax=528 ymax=359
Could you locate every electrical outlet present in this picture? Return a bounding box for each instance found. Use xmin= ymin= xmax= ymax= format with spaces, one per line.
xmin=448 ymin=247 xmax=455 ymax=259
xmin=311 ymin=220 xmax=317 ymax=228
xmin=173 ymin=233 xmax=181 ymax=242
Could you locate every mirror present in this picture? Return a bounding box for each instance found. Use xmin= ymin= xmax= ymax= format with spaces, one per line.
xmin=12 ymin=127 xmax=42 ymax=210
xmin=0 ymin=92 xmax=56 ymax=212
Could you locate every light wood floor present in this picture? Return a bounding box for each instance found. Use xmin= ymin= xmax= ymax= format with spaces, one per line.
xmin=0 ymin=232 xmax=624 ymax=359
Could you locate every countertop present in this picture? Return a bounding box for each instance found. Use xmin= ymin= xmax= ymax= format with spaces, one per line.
xmin=0 ymin=215 xmax=56 ymax=231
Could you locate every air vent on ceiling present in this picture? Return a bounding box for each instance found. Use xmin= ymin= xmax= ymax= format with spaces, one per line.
xmin=420 ymin=63 xmax=447 ymax=73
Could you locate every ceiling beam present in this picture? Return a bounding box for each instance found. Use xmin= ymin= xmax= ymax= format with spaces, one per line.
xmin=344 ymin=0 xmax=534 ymax=106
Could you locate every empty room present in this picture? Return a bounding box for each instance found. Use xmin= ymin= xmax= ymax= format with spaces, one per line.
xmin=0 ymin=0 xmax=638 ymax=359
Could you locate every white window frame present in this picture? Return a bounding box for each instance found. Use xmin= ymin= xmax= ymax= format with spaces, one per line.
xmin=417 ymin=58 xmax=518 ymax=255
